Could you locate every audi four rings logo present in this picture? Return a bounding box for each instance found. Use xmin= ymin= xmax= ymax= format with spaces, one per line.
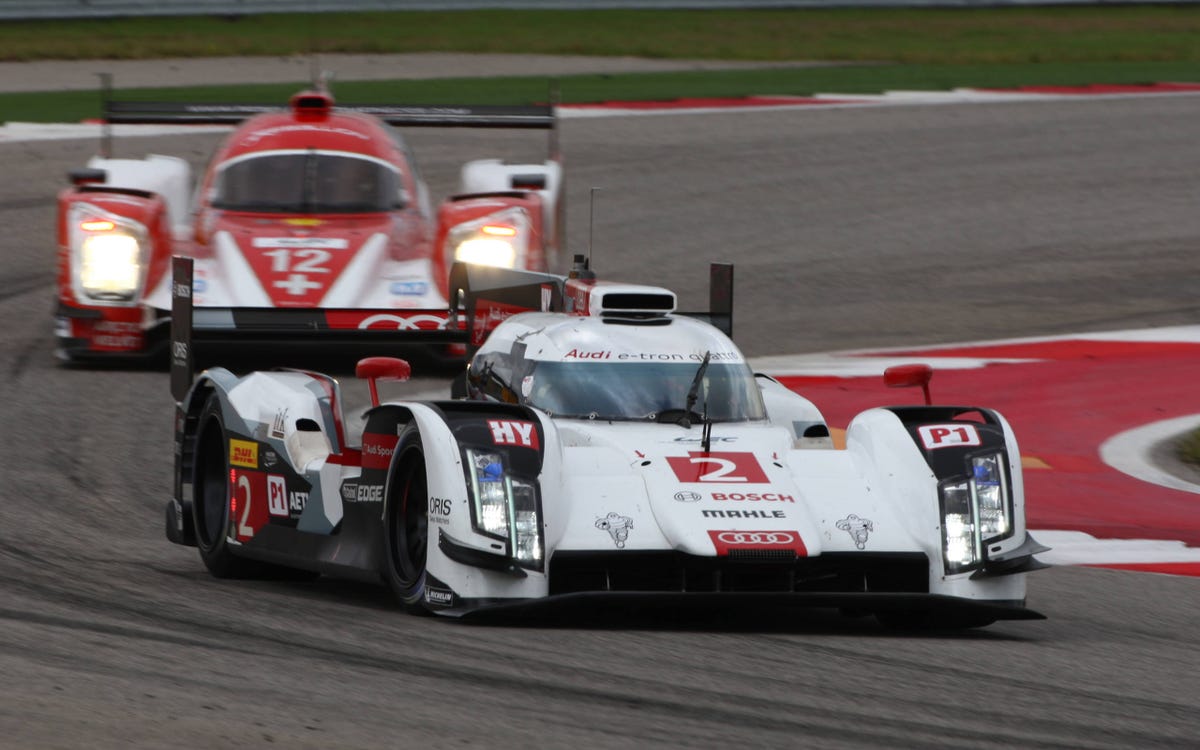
xmin=356 ymin=313 xmax=449 ymax=330
xmin=674 ymin=491 xmax=702 ymax=502
xmin=715 ymin=531 xmax=795 ymax=545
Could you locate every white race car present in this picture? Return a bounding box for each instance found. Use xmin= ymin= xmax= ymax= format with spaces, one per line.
xmin=165 ymin=257 xmax=1047 ymax=628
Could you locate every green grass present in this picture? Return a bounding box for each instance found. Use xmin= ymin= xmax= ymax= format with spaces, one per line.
xmin=3 ymin=61 xmax=1199 ymax=124
xmin=2 ymin=7 xmax=1199 ymax=123
xmin=3 ymin=7 xmax=1200 ymax=64
xmin=1179 ymin=428 xmax=1200 ymax=468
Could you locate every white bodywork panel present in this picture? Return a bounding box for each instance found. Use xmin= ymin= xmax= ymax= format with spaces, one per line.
xmin=87 ymin=154 xmax=192 ymax=234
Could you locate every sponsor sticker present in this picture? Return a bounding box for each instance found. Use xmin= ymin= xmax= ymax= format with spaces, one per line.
xmin=918 ymin=424 xmax=982 ymax=450
xmin=711 ymin=492 xmax=795 ymax=503
xmin=429 ymin=497 xmax=452 ymax=525
xmin=356 ymin=484 xmax=383 ymax=504
xmin=425 ymin=587 xmax=454 ymax=606
xmin=487 ymin=420 xmax=539 ymax=450
xmin=836 ymin=515 xmax=874 ymax=549
xmin=666 ymin=451 xmax=770 ymax=484
xmin=595 ymin=512 xmax=634 ymax=549
xmin=390 ymin=280 xmax=429 ymax=297
xmin=230 ymin=439 xmax=258 ymax=469
xmin=674 ymin=491 xmax=702 ymax=503
xmin=361 ymin=432 xmax=399 ymax=470
xmin=270 ymin=408 xmax=288 ymax=440
xmin=702 ymin=509 xmax=786 ymax=519
xmin=707 ymin=529 xmax=807 ymax=556
xmin=251 ymin=237 xmax=350 ymax=250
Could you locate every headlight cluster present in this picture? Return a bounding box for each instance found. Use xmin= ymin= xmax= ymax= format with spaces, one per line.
xmin=465 ymin=448 xmax=542 ymax=570
xmin=70 ymin=207 xmax=147 ymax=302
xmin=446 ymin=207 xmax=531 ymax=270
xmin=939 ymin=452 xmax=1012 ymax=574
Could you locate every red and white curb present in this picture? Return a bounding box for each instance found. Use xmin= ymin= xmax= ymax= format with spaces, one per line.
xmin=753 ymin=324 xmax=1200 ymax=576
xmin=4 ymin=82 xmax=1200 ymax=143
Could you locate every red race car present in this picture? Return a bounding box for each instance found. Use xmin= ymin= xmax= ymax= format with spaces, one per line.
xmin=54 ymin=87 xmax=563 ymax=362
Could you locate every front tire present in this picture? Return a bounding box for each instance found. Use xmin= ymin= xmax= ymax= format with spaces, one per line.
xmin=381 ymin=424 xmax=430 ymax=613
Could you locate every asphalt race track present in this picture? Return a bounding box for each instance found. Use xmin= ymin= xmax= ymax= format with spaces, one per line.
xmin=3 ymin=94 xmax=1200 ymax=747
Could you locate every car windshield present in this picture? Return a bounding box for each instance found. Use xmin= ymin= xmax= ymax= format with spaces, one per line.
xmin=522 ymin=361 xmax=767 ymax=422
xmin=214 ymin=151 xmax=401 ymax=213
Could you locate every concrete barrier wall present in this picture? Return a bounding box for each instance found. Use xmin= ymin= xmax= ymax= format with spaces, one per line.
xmin=0 ymin=0 xmax=1147 ymax=21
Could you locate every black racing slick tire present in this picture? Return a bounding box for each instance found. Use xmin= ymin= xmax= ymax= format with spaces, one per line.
xmin=191 ymin=394 xmax=260 ymax=578
xmin=381 ymin=424 xmax=430 ymax=614
xmin=190 ymin=394 xmax=319 ymax=582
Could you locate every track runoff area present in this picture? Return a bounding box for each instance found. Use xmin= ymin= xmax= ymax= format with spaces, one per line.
xmin=10 ymin=81 xmax=1199 ymax=577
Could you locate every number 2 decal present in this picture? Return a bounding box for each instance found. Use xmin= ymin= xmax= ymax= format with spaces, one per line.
xmin=236 ymin=474 xmax=254 ymax=539
xmin=666 ymin=452 xmax=771 ymax=483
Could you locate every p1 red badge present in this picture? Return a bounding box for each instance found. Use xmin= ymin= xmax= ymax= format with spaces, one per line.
xmin=666 ymin=451 xmax=770 ymax=483
xmin=918 ymin=424 xmax=982 ymax=450
xmin=487 ymin=420 xmax=539 ymax=449
xmin=707 ymin=530 xmax=807 ymax=556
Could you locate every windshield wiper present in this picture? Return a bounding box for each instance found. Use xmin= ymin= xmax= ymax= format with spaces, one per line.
xmin=685 ymin=350 xmax=710 ymax=419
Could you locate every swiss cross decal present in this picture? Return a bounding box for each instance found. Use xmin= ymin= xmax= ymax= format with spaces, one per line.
xmin=487 ymin=420 xmax=540 ymax=449
xmin=666 ymin=451 xmax=770 ymax=483
xmin=918 ymin=424 xmax=982 ymax=450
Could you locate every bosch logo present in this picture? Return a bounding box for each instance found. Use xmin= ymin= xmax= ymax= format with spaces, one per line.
xmin=674 ymin=491 xmax=701 ymax=503
xmin=715 ymin=532 xmax=795 ymax=545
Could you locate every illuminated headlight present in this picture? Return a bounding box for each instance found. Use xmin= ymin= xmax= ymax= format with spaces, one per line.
xmin=80 ymin=233 xmax=142 ymax=299
xmin=70 ymin=206 xmax=147 ymax=303
xmin=939 ymin=451 xmax=1013 ymax=574
xmin=511 ymin=477 xmax=543 ymax=566
xmin=468 ymin=450 xmax=509 ymax=536
xmin=446 ymin=207 xmax=530 ymax=270
xmin=940 ymin=480 xmax=978 ymax=573
xmin=464 ymin=448 xmax=543 ymax=569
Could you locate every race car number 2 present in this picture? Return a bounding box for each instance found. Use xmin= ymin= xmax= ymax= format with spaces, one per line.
xmin=918 ymin=424 xmax=982 ymax=450
xmin=666 ymin=451 xmax=770 ymax=483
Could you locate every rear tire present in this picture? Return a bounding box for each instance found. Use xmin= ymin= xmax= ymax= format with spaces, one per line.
xmin=191 ymin=394 xmax=316 ymax=580
xmin=381 ymin=424 xmax=430 ymax=614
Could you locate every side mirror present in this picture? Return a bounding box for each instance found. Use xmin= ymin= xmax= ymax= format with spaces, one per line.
xmin=883 ymin=363 xmax=933 ymax=405
xmin=356 ymin=356 xmax=412 ymax=407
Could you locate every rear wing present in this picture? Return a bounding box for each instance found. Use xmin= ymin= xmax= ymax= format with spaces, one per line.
xmin=98 ymin=73 xmax=557 ymax=159
xmin=171 ymin=257 xmax=734 ymax=404
xmin=104 ymin=100 xmax=556 ymax=129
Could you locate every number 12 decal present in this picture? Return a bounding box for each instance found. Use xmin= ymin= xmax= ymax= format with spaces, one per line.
xmin=918 ymin=424 xmax=982 ymax=450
